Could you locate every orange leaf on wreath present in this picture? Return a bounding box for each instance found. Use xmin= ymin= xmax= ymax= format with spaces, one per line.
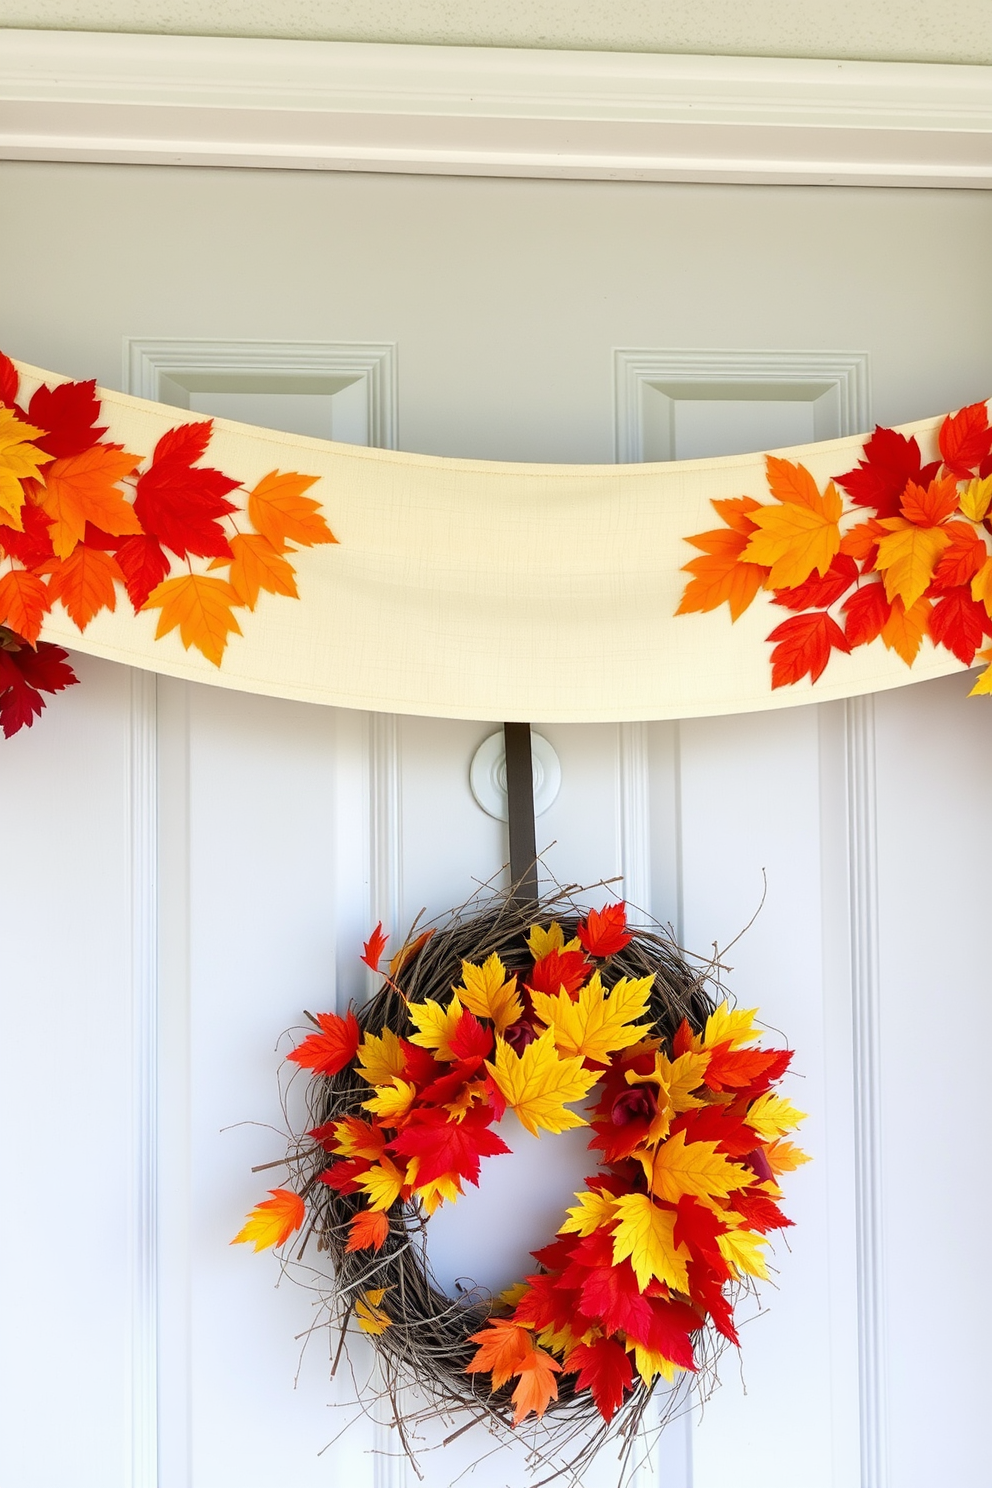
xmin=247 ymin=471 xmax=336 ymax=551
xmin=511 ymin=1348 xmax=561 ymax=1424
xmin=37 ymin=445 xmax=142 ymax=558
xmin=345 ymin=1209 xmax=389 ymax=1253
xmin=577 ymin=902 xmax=632 ymax=957
xmin=231 ymin=1188 xmax=305 ymax=1252
xmin=142 ymin=573 xmax=243 ymax=666
xmin=361 ymin=921 xmax=389 ymax=971
xmin=287 ymin=1009 xmax=361 ymax=1076
xmin=0 ymin=570 xmax=50 ymax=643
xmin=467 ymin=1319 xmax=535 ymax=1390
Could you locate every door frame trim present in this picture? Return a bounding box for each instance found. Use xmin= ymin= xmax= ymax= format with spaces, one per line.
xmin=3 ymin=28 xmax=992 ymax=188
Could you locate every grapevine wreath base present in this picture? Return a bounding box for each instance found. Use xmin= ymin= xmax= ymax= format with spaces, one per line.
xmin=235 ymin=887 xmax=807 ymax=1482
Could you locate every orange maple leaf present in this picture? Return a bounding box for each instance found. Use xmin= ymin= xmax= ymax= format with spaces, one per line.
xmin=467 ymin=1320 xmax=536 ymax=1390
xmin=247 ymin=471 xmax=336 ymax=551
xmin=874 ymin=520 xmax=951 ymax=608
xmin=677 ymin=527 xmax=768 ymax=621
xmin=142 ymin=573 xmax=243 ymax=666
xmin=223 ymin=531 xmax=298 ymax=610
xmin=899 ymin=475 xmax=960 ymax=527
xmin=511 ymin=1349 xmax=561 ymax=1424
xmin=345 ymin=1209 xmax=390 ymax=1253
xmin=839 ymin=518 xmax=886 ymax=563
xmin=37 ymin=445 xmax=142 ymax=558
xmin=46 ymin=546 xmax=123 ymax=630
xmin=0 ymin=569 xmax=51 ymax=643
xmin=880 ymin=594 xmax=932 ymax=665
xmin=231 ymin=1188 xmax=305 ymax=1252
xmin=742 ymin=459 xmax=843 ymax=589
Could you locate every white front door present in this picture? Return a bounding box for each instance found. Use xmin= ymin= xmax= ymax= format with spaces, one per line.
xmin=1 ymin=161 xmax=990 ymax=1488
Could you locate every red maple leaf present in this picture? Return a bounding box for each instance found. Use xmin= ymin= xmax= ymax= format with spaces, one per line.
xmin=770 ymin=553 xmax=859 ymax=612
xmin=900 ymin=475 xmax=959 ymax=526
xmin=703 ymin=1045 xmax=793 ymax=1093
xmin=512 ymin=1272 xmax=583 ymax=1335
xmin=842 ymin=582 xmax=891 ymax=648
xmin=528 ymin=947 xmax=593 ymax=997
xmin=673 ymin=1196 xmax=728 ymax=1270
xmin=417 ymin=1058 xmax=483 ymax=1106
xmin=927 ymin=586 xmax=992 ymax=664
xmin=361 ymin=922 xmax=388 ymax=971
xmin=317 ymin=1157 xmax=372 ymax=1194
xmin=731 ymin=1188 xmax=794 ymax=1233
xmin=642 ymin=1297 xmax=700 ymax=1370
xmin=27 ymin=379 xmax=107 ymax=458
xmin=114 ymin=534 xmax=172 ymax=610
xmin=835 ymin=426 xmax=940 ymax=518
xmin=687 ymin=1261 xmax=739 ymax=1344
xmin=576 ymin=902 xmax=633 ymax=957
xmin=0 ymin=351 xmax=18 ymax=406
xmin=448 ymin=1008 xmax=494 ymax=1061
xmin=0 ymin=501 xmax=55 ymax=568
xmin=671 ymin=1103 xmax=754 ymax=1156
xmin=939 ymin=401 xmax=992 ymax=480
xmin=767 ymin=611 xmax=850 ymax=688
xmin=566 ymin=1338 xmax=633 ymax=1423
xmin=400 ymin=1040 xmax=443 ymax=1087
xmin=930 ymin=522 xmax=988 ymax=590
xmin=133 ymin=421 xmax=239 ymax=560
xmin=388 ymin=1104 xmax=510 ymax=1187
xmin=559 ymin=1231 xmax=655 ymax=1341
xmin=0 ymin=639 xmax=78 ymax=737
xmin=285 ymin=1009 xmax=360 ymax=1076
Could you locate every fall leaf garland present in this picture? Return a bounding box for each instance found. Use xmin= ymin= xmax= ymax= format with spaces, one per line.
xmin=0 ymin=351 xmax=334 ymax=734
xmin=234 ymin=897 xmax=806 ymax=1441
xmin=677 ymin=400 xmax=992 ymax=692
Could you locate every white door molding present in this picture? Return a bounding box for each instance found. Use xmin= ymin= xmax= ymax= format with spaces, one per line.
xmin=4 ymin=29 xmax=992 ymax=188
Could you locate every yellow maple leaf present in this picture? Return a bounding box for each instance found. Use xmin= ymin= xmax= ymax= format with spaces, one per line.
xmin=530 ymin=971 xmax=653 ymax=1066
xmin=142 ymin=573 xmax=243 ymax=667
xmin=659 ymin=1050 xmax=711 ymax=1111
xmin=742 ymin=464 xmax=843 ymax=589
xmin=611 ymin=1192 xmax=690 ymax=1292
xmin=355 ymin=1156 xmax=405 ymax=1211
xmin=972 ymin=558 xmax=992 ymax=618
xmin=640 ymin=1129 xmax=748 ymax=1203
xmin=456 ymin=953 xmax=523 ymax=1034
xmin=0 ymin=407 xmax=50 ymax=528
xmin=764 ymin=1138 xmax=812 ymax=1174
xmin=407 ymin=993 xmax=464 ymax=1061
xmin=960 ymin=475 xmax=992 ymax=523
xmin=413 ymin=1172 xmax=462 ymax=1214
xmin=746 ymin=1092 xmax=807 ymax=1140
xmin=486 ymin=1028 xmax=599 ymax=1137
xmin=361 ymin=1076 xmax=416 ymax=1125
xmin=629 ymin=1342 xmax=682 ymax=1386
xmin=355 ymin=1288 xmax=392 ymax=1335
xmin=526 ymin=922 xmax=580 ymax=958
xmin=231 ymin=1187 xmax=305 ymax=1251
xmin=874 ymin=519 xmax=951 ymax=609
xmin=328 ymin=1117 xmax=386 ymax=1161
xmin=703 ymin=1001 xmax=760 ymax=1049
xmin=717 ymin=1226 xmax=770 ymax=1281
xmin=355 ymin=1026 xmax=406 ymax=1085
xmin=559 ymin=1188 xmax=619 ymax=1238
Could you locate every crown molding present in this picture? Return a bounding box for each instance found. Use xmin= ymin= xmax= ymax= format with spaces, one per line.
xmin=2 ymin=28 xmax=992 ymax=186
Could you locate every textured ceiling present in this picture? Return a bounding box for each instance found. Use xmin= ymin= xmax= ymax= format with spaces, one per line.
xmin=2 ymin=0 xmax=992 ymax=65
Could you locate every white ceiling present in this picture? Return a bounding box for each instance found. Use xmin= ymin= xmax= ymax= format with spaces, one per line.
xmin=2 ymin=0 xmax=992 ymax=66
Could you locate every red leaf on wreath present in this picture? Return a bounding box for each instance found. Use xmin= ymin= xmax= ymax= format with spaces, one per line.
xmin=528 ymin=947 xmax=592 ymax=997
xmin=561 ymin=1232 xmax=655 ymax=1340
xmin=731 ymin=1188 xmax=794 ymax=1233
xmin=688 ymin=1261 xmax=739 ymax=1344
xmin=401 ymin=1040 xmax=444 ymax=1087
xmin=770 ymin=553 xmax=859 ymax=611
xmin=133 ymin=420 xmax=239 ymax=560
xmin=577 ymin=902 xmax=633 ymax=957
xmin=0 ymin=640 xmax=77 ymax=737
xmin=767 ymin=611 xmax=850 ymax=688
xmin=113 ymin=533 xmax=172 ymax=611
xmin=0 ymin=500 xmax=54 ymax=568
xmin=27 ymin=380 xmax=107 ymax=459
xmin=286 ymin=1009 xmax=361 ymax=1076
xmin=673 ymin=1195 xmax=728 ymax=1270
xmin=566 ymin=1338 xmax=633 ymax=1423
xmin=842 ymin=582 xmax=891 ymax=648
xmin=835 ymin=426 xmax=941 ymax=518
xmin=930 ymin=521 xmax=989 ymax=590
xmin=703 ymin=1045 xmax=792 ymax=1093
xmin=927 ymin=586 xmax=992 ymax=665
xmin=0 ymin=352 xmax=18 ymax=407
xmin=388 ymin=1104 xmax=510 ymax=1187
xmin=939 ymin=401 xmax=992 ymax=480
xmin=0 ymin=570 xmax=51 ymax=644
xmin=361 ymin=921 xmax=388 ymax=972
xmin=345 ymin=1209 xmax=389 ymax=1253
xmin=447 ymin=1008 xmax=494 ymax=1061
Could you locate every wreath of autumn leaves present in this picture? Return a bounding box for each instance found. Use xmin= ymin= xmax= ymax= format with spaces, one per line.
xmin=0 ymin=351 xmax=333 ymax=736
xmin=677 ymin=400 xmax=992 ymax=692
xmin=234 ymin=897 xmax=806 ymax=1450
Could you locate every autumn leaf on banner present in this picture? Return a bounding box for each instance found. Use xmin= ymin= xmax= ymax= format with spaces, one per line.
xmin=770 ymin=553 xmax=859 ymax=612
xmin=133 ymin=421 xmax=239 ymax=560
xmin=766 ymin=611 xmax=850 ymax=688
xmin=467 ymin=1320 xmax=536 ymax=1390
xmin=526 ymin=921 xmax=581 ymax=958
xmin=511 ymin=1349 xmax=561 ymax=1425
xmin=345 ymin=1209 xmax=390 ymax=1253
xmin=899 ymin=474 xmax=960 ymax=527
xmin=355 ymin=1288 xmax=392 ymax=1335
xmin=676 ymin=524 xmax=768 ymax=622
xmin=361 ymin=922 xmax=388 ymax=972
xmin=611 ymin=1192 xmax=691 ymax=1291
xmin=567 ymin=1338 xmax=633 ymax=1423
xmin=530 ymin=972 xmax=653 ymax=1065
xmin=142 ymin=573 xmax=242 ymax=666
xmin=939 ymin=401 xmax=992 ymax=479
xmin=487 ymin=1028 xmax=599 ymax=1137
xmin=45 ymin=546 xmax=124 ymax=630
xmin=716 ymin=1227 xmax=770 ymax=1281
xmin=843 ymin=581 xmax=891 ymax=653
xmin=286 ymin=1009 xmax=361 ymax=1076
xmin=743 ymin=462 xmax=843 ymax=590
xmin=959 ymin=475 xmax=992 ymax=523
xmin=0 ymin=639 xmax=77 ymax=737
xmin=38 ymin=445 xmax=142 ymax=558
xmin=219 ymin=532 xmax=298 ymax=610
xmin=113 ymin=534 xmax=172 ymax=611
xmin=928 ymin=587 xmax=992 ymax=664
xmin=457 ymin=953 xmax=523 ymax=1033
xmin=0 ymin=352 xmax=18 ymax=407
xmin=247 ymin=471 xmax=336 ymax=551
xmin=27 ymin=379 xmax=107 ymax=459
xmin=745 ymin=1092 xmax=807 ymax=1141
xmin=839 ymin=517 xmax=886 ymax=565
xmin=930 ymin=522 xmax=988 ymax=591
xmin=559 ymin=1188 xmax=619 ymax=1238
xmin=231 ymin=1188 xmax=305 ymax=1251
xmin=407 ymin=995 xmax=465 ymax=1061
xmin=880 ymin=595 xmax=931 ymax=666
xmin=390 ymin=1104 xmax=511 ymax=1187
xmin=0 ymin=500 xmax=54 ymax=568
xmin=640 ymin=1129 xmax=748 ymax=1204
xmin=0 ymin=570 xmax=50 ymax=644
xmin=835 ymin=425 xmax=940 ymax=518
xmin=356 ymin=1027 xmax=406 ymax=1085
xmin=875 ymin=520 xmax=951 ymax=610
xmin=0 ymin=407 xmax=51 ymax=527
xmin=577 ymin=903 xmax=633 ymax=957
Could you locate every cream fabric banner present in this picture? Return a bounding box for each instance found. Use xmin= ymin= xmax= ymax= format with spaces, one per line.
xmin=17 ymin=359 xmax=974 ymax=723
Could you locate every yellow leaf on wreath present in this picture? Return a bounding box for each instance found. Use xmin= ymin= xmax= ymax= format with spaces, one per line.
xmin=457 ymin=954 xmax=523 ymax=1034
xmin=639 ymin=1129 xmax=748 ymax=1203
xmin=328 ymin=1117 xmax=387 ymax=1161
xmin=413 ymin=1172 xmax=462 ymax=1214
xmin=629 ymin=1342 xmax=682 ymax=1386
xmin=407 ymin=994 xmax=464 ymax=1061
xmin=559 ymin=1189 xmax=619 ymax=1238
xmin=959 ymin=475 xmax=992 ymax=523
xmin=526 ymin=922 xmax=580 ymax=958
xmin=231 ymin=1188 xmax=305 ymax=1252
xmin=486 ymin=1028 xmax=599 ymax=1137
xmin=355 ymin=1026 xmax=406 ymax=1085
xmin=0 ymin=407 xmax=50 ymax=527
xmin=362 ymin=1076 xmax=416 ymax=1125
xmin=764 ymin=1138 xmax=812 ymax=1174
xmin=742 ymin=469 xmax=842 ymax=589
xmin=530 ymin=971 xmax=653 ymax=1066
xmin=142 ymin=573 xmax=242 ymax=667
xmin=611 ymin=1192 xmax=691 ymax=1292
xmin=717 ymin=1227 xmax=770 ymax=1281
xmin=745 ymin=1092 xmax=807 ymax=1140
xmin=355 ymin=1156 xmax=405 ymax=1211
xmin=874 ymin=519 xmax=951 ymax=609
xmin=703 ymin=1001 xmax=760 ymax=1050
xmin=355 ymin=1289 xmax=392 ymax=1335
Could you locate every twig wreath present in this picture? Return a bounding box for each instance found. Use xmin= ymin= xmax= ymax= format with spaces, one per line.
xmin=234 ymin=886 xmax=807 ymax=1481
